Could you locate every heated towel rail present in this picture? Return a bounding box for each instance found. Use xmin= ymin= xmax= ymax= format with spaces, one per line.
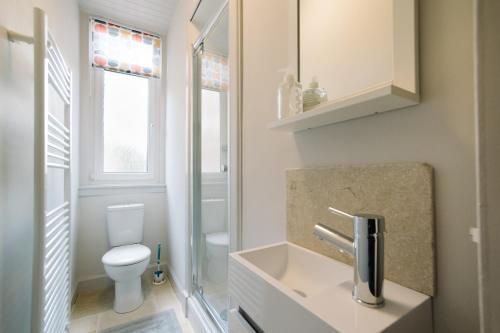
xmin=8 ymin=8 xmax=72 ymax=333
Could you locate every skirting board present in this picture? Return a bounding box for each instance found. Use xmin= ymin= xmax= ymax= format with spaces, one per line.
xmin=187 ymin=296 xmax=220 ymax=333
xmin=75 ymin=263 xmax=168 ymax=295
xmin=164 ymin=266 xmax=189 ymax=315
xmin=163 ymin=265 xmax=220 ymax=333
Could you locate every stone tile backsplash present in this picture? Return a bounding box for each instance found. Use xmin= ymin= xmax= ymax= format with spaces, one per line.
xmin=287 ymin=163 xmax=435 ymax=296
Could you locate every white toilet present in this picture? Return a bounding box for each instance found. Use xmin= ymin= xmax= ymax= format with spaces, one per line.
xmin=206 ymin=232 xmax=229 ymax=283
xmin=102 ymin=203 xmax=151 ymax=313
xmin=202 ymin=199 xmax=229 ymax=283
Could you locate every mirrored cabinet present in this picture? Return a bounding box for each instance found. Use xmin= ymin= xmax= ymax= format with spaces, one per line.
xmin=269 ymin=0 xmax=419 ymax=131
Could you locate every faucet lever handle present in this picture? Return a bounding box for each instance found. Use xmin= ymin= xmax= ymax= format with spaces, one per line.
xmin=328 ymin=206 xmax=385 ymax=235
xmin=328 ymin=206 xmax=354 ymax=220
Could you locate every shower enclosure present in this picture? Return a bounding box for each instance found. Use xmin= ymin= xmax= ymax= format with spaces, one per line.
xmin=191 ymin=4 xmax=230 ymax=331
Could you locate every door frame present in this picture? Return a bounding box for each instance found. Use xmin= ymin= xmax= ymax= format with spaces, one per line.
xmin=474 ymin=0 xmax=500 ymax=332
xmin=186 ymin=0 xmax=243 ymax=330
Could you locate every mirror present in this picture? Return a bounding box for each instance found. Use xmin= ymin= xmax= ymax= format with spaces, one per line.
xmin=293 ymin=0 xmax=418 ymax=117
xmin=300 ymin=0 xmax=395 ymax=101
xmin=269 ymin=0 xmax=418 ymax=130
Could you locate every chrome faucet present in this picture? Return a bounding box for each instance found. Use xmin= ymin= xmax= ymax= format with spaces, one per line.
xmin=314 ymin=207 xmax=386 ymax=308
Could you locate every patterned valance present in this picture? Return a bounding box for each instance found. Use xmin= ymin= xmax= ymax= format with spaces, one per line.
xmin=201 ymin=52 xmax=229 ymax=91
xmin=90 ymin=18 xmax=161 ymax=78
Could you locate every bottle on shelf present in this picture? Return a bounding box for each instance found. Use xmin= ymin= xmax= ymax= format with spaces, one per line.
xmin=277 ymin=69 xmax=303 ymax=119
xmin=303 ymin=76 xmax=328 ymax=111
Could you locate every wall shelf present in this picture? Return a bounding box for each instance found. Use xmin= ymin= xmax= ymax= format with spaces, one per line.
xmin=268 ymin=82 xmax=419 ymax=132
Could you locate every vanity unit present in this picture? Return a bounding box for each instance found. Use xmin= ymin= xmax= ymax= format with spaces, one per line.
xmin=228 ymin=242 xmax=432 ymax=333
xmin=227 ymin=162 xmax=435 ymax=332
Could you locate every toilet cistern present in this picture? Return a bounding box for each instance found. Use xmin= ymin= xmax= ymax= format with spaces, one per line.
xmin=102 ymin=203 xmax=151 ymax=313
xmin=313 ymin=206 xmax=386 ymax=308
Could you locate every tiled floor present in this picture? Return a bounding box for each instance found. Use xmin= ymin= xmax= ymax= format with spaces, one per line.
xmin=70 ymin=278 xmax=193 ymax=333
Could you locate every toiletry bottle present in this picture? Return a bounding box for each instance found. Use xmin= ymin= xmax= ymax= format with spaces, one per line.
xmin=303 ymin=76 xmax=328 ymax=111
xmin=289 ymin=76 xmax=303 ymax=116
xmin=277 ymin=70 xmax=294 ymax=119
xmin=278 ymin=70 xmax=303 ymax=119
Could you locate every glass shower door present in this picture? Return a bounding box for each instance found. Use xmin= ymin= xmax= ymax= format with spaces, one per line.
xmin=192 ymin=6 xmax=229 ymax=331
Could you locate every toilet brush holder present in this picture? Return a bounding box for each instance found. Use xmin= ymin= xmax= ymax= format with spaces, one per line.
xmin=152 ymin=243 xmax=166 ymax=285
xmin=153 ymin=270 xmax=165 ymax=285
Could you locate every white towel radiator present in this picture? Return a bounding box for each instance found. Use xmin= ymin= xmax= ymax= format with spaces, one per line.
xmin=8 ymin=8 xmax=72 ymax=333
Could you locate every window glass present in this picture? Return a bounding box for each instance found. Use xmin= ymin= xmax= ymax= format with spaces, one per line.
xmin=103 ymin=70 xmax=149 ymax=173
xmin=201 ymin=89 xmax=221 ymax=173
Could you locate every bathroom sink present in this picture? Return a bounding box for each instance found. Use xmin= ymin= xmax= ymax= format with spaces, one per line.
xmin=237 ymin=241 xmax=344 ymax=299
xmin=228 ymin=242 xmax=432 ymax=333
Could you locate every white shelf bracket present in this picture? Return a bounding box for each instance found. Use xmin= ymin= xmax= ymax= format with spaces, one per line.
xmin=7 ymin=30 xmax=34 ymax=44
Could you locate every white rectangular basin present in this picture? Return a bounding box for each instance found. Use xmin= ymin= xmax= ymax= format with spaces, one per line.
xmin=229 ymin=242 xmax=432 ymax=333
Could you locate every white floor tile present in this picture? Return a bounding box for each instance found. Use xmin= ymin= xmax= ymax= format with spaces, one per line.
xmin=96 ymin=299 xmax=160 ymax=331
xmin=71 ymin=276 xmax=193 ymax=332
xmin=70 ymin=315 xmax=97 ymax=333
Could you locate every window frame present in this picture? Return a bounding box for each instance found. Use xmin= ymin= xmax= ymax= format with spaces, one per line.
xmin=91 ymin=67 xmax=162 ymax=183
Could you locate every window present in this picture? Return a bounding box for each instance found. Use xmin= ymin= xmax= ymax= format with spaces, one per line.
xmin=200 ymin=51 xmax=229 ymax=175
xmin=89 ymin=18 xmax=163 ymax=184
xmin=103 ymin=71 xmax=149 ymax=173
xmin=92 ymin=68 xmax=161 ymax=182
xmin=201 ymin=89 xmax=221 ymax=173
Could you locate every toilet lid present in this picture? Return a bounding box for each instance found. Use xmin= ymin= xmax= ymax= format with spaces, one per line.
xmin=206 ymin=232 xmax=229 ymax=246
xmin=102 ymin=244 xmax=151 ymax=266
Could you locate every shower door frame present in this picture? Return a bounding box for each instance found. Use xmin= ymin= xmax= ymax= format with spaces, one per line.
xmin=188 ymin=0 xmax=242 ymax=331
xmin=191 ymin=43 xmax=227 ymax=331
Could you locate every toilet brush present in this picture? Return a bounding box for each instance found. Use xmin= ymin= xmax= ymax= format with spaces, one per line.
xmin=153 ymin=243 xmax=166 ymax=285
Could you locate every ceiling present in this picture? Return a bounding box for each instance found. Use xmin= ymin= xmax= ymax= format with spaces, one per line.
xmin=79 ymin=0 xmax=180 ymax=35
xmin=191 ymin=0 xmax=226 ymax=32
xmin=204 ymin=9 xmax=228 ymax=56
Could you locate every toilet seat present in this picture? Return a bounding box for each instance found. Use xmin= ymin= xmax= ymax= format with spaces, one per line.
xmin=206 ymin=232 xmax=229 ymax=246
xmin=102 ymin=244 xmax=151 ymax=267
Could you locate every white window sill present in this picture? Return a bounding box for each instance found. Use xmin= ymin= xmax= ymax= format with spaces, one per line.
xmin=78 ymin=183 xmax=166 ymax=197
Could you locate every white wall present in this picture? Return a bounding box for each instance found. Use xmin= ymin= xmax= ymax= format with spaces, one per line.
xmin=241 ymin=0 xmax=479 ymax=332
xmin=164 ymin=0 xmax=198 ymax=295
xmin=76 ymin=12 xmax=168 ymax=284
xmin=0 ymin=0 xmax=80 ymax=331
xmin=78 ymin=11 xmax=167 ymax=187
